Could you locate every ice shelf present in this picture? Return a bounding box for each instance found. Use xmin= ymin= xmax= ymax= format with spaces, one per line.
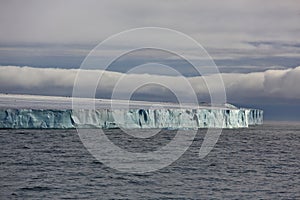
xmin=0 ymin=94 xmax=263 ymax=129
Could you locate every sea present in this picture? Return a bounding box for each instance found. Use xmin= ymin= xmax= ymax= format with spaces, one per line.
xmin=0 ymin=123 xmax=299 ymax=199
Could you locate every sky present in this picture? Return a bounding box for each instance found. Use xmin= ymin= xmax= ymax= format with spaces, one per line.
xmin=0 ymin=0 xmax=300 ymax=121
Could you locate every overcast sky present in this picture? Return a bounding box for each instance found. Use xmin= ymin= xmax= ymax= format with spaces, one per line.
xmin=0 ymin=0 xmax=300 ymax=121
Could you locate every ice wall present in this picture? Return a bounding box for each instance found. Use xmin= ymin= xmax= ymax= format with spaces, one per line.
xmin=0 ymin=108 xmax=263 ymax=129
xmin=0 ymin=109 xmax=73 ymax=129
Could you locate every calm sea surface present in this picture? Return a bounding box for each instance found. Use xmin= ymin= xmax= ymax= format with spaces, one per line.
xmin=1 ymin=123 xmax=299 ymax=199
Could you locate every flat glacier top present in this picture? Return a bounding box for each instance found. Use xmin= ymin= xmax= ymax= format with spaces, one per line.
xmin=0 ymin=94 xmax=238 ymax=110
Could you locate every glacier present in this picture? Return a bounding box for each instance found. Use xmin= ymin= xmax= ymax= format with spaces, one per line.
xmin=0 ymin=108 xmax=263 ymax=129
xmin=0 ymin=94 xmax=263 ymax=129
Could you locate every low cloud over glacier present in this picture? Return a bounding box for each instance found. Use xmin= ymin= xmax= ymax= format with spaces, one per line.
xmin=0 ymin=65 xmax=299 ymax=104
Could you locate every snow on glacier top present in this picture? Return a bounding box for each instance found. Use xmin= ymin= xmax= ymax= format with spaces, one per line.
xmin=0 ymin=93 xmax=238 ymax=110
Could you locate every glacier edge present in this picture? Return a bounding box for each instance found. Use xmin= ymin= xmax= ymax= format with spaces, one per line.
xmin=0 ymin=108 xmax=263 ymax=129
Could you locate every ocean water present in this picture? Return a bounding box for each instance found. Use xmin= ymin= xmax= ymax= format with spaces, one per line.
xmin=0 ymin=123 xmax=299 ymax=199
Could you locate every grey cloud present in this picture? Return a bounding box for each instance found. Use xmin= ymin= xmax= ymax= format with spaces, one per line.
xmin=0 ymin=0 xmax=299 ymax=48
xmin=1 ymin=0 xmax=300 ymax=70
xmin=246 ymin=41 xmax=300 ymax=49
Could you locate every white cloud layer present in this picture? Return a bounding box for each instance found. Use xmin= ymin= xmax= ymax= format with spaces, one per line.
xmin=0 ymin=0 xmax=299 ymax=49
xmin=0 ymin=66 xmax=299 ymax=104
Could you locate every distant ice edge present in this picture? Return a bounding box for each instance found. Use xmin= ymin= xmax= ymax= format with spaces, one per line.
xmin=0 ymin=108 xmax=263 ymax=129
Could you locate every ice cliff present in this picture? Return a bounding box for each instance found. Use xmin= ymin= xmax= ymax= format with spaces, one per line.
xmin=0 ymin=94 xmax=263 ymax=129
xmin=0 ymin=108 xmax=263 ymax=129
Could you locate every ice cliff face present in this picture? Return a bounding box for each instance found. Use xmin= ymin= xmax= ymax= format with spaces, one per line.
xmin=0 ymin=109 xmax=73 ymax=129
xmin=0 ymin=108 xmax=263 ymax=129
